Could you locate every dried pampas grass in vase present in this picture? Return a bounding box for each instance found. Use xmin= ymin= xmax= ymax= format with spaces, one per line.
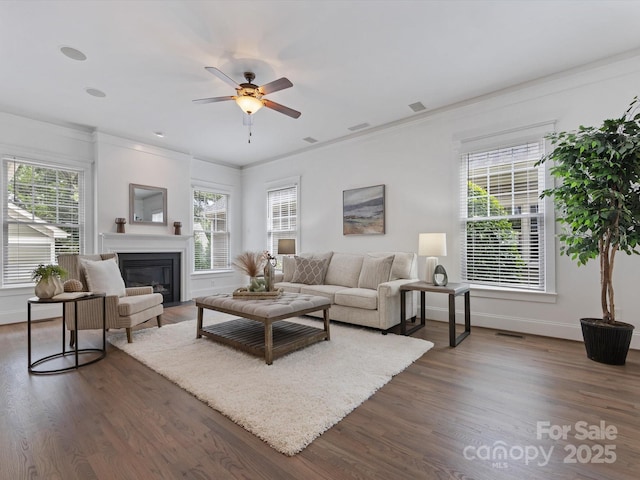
xmin=232 ymin=251 xmax=267 ymax=278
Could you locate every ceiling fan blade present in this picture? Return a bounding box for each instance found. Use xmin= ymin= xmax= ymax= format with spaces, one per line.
xmin=192 ymin=96 xmax=235 ymax=104
xmin=258 ymin=77 xmax=293 ymax=95
xmin=205 ymin=67 xmax=239 ymax=88
xmin=263 ymin=99 xmax=301 ymax=119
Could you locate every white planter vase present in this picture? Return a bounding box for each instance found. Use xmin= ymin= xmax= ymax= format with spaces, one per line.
xmin=35 ymin=277 xmax=63 ymax=299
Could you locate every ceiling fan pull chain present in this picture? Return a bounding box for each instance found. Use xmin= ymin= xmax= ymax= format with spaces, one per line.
xmin=248 ymin=122 xmax=252 ymax=143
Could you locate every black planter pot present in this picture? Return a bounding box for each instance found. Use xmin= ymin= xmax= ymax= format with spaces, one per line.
xmin=580 ymin=318 xmax=634 ymax=365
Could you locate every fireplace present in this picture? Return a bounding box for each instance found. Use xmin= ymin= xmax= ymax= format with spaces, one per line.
xmin=117 ymin=252 xmax=181 ymax=306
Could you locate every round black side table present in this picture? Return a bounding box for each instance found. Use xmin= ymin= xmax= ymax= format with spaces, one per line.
xmin=27 ymin=293 xmax=106 ymax=374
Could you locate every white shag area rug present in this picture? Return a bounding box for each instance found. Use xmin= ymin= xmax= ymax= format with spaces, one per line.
xmin=108 ymin=315 xmax=433 ymax=456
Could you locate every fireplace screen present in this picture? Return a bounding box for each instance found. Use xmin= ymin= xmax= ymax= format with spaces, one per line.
xmin=117 ymin=252 xmax=180 ymax=306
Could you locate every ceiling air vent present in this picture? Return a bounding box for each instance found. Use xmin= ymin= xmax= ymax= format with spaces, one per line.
xmin=348 ymin=122 xmax=370 ymax=132
xmin=303 ymin=137 xmax=318 ymax=144
xmin=409 ymin=102 xmax=426 ymax=112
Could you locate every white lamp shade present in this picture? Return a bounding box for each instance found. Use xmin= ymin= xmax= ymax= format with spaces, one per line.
xmin=235 ymin=95 xmax=264 ymax=114
xmin=277 ymin=239 xmax=296 ymax=255
xmin=418 ymin=233 xmax=447 ymax=257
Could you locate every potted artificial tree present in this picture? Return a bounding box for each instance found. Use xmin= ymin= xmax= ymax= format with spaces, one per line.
xmin=537 ymin=98 xmax=640 ymax=365
xmin=32 ymin=264 xmax=67 ymax=299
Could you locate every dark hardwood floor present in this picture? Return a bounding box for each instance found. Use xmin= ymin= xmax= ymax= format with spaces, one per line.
xmin=2 ymin=302 xmax=639 ymax=480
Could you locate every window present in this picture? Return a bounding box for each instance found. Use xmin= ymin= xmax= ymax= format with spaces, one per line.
xmin=3 ymin=157 xmax=84 ymax=285
xmin=267 ymin=184 xmax=297 ymax=265
xmin=461 ymin=141 xmax=546 ymax=291
xmin=193 ymin=189 xmax=229 ymax=271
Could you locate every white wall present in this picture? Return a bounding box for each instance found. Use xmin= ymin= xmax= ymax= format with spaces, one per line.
xmin=1 ymin=123 xmax=245 ymax=324
xmin=241 ymin=54 xmax=640 ymax=348
xmin=0 ymin=113 xmax=94 ymax=324
xmin=190 ymin=158 xmax=245 ymax=298
xmin=94 ymin=133 xmax=192 ymax=239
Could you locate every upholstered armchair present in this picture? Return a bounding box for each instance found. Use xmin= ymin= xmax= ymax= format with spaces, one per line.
xmin=57 ymin=253 xmax=163 ymax=343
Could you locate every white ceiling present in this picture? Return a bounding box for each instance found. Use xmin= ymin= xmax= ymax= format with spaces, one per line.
xmin=2 ymin=1 xmax=640 ymax=167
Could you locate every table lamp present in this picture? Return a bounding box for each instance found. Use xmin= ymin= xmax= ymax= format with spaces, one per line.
xmin=277 ymin=239 xmax=296 ymax=255
xmin=418 ymin=233 xmax=447 ymax=284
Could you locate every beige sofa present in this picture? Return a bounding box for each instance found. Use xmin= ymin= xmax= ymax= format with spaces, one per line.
xmin=274 ymin=251 xmax=418 ymax=331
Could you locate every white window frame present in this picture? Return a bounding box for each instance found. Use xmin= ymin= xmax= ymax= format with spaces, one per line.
xmin=2 ymin=155 xmax=85 ymax=286
xmin=192 ymin=185 xmax=231 ymax=273
xmin=458 ymin=123 xmax=556 ymax=296
xmin=266 ymin=176 xmax=299 ymax=267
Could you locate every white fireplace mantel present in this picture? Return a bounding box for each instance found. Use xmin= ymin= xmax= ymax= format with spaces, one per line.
xmin=99 ymin=233 xmax=193 ymax=302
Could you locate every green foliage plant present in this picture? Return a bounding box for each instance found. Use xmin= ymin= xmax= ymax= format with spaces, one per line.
xmin=31 ymin=264 xmax=67 ymax=282
xmin=537 ymin=98 xmax=640 ymax=323
xmin=466 ymin=181 xmax=526 ymax=281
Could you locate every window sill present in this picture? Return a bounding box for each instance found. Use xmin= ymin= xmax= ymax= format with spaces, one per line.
xmin=191 ymin=269 xmax=235 ymax=276
xmin=470 ymin=284 xmax=557 ymax=304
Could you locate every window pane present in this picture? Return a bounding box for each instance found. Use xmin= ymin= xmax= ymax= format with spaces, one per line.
xmin=193 ymin=189 xmax=229 ymax=271
xmin=461 ymin=142 xmax=545 ymax=290
xmin=4 ymin=159 xmax=83 ymax=285
xmin=267 ymin=185 xmax=297 ymax=267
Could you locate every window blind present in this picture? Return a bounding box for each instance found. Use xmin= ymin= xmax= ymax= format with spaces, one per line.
xmin=460 ymin=142 xmax=545 ymax=290
xmin=267 ymin=185 xmax=297 ymax=265
xmin=3 ymin=157 xmax=84 ymax=285
xmin=193 ymin=189 xmax=229 ymax=271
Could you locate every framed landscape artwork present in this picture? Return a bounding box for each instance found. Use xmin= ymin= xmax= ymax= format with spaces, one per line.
xmin=343 ymin=184 xmax=385 ymax=235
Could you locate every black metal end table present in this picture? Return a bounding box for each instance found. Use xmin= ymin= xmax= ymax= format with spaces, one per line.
xmin=400 ymin=281 xmax=471 ymax=346
xmin=27 ymin=293 xmax=106 ymax=374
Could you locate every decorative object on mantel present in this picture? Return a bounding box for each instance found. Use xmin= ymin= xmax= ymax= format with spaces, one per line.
xmin=173 ymin=221 xmax=182 ymax=235
xmin=115 ymin=217 xmax=126 ymax=233
xmin=418 ymin=232 xmax=447 ymax=284
xmin=32 ymin=264 xmax=67 ymax=299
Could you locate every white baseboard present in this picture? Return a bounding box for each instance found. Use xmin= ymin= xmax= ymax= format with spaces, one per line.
xmin=424 ymin=306 xmax=640 ymax=350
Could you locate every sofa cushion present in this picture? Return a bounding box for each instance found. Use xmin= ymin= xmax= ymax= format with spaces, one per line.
xmin=358 ymin=254 xmax=394 ymax=289
xmin=282 ymin=256 xmax=296 ymax=282
xmin=81 ymin=257 xmax=126 ymax=297
xmin=291 ymin=257 xmax=329 ymax=285
xmin=274 ymin=281 xmax=302 ymax=293
xmin=299 ymin=284 xmax=345 ymax=303
xmin=370 ymin=251 xmax=415 ymax=280
xmin=324 ymin=253 xmax=364 ymax=287
xmin=118 ymin=293 xmax=163 ymax=316
xmin=334 ymin=288 xmax=378 ymax=310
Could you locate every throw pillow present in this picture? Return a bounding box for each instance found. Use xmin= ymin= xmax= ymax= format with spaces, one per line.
xmin=81 ymin=258 xmax=127 ymax=297
xmin=358 ymin=254 xmax=394 ymax=290
xmin=291 ymin=257 xmax=328 ymax=285
xmin=282 ymin=255 xmax=296 ymax=282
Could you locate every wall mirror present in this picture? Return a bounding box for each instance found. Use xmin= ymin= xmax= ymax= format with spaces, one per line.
xmin=129 ymin=184 xmax=167 ymax=225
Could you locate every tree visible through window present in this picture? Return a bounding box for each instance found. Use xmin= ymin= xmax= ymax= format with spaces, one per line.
xmin=3 ymin=158 xmax=83 ymax=285
xmin=461 ymin=142 xmax=545 ymax=290
xmin=193 ymin=189 xmax=229 ymax=271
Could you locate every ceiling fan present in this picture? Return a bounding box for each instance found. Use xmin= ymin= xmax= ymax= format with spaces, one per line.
xmin=193 ymin=67 xmax=301 ymax=119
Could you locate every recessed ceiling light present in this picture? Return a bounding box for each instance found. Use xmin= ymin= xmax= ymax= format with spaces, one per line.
xmin=154 ymin=131 xmax=165 ymax=138
xmin=409 ymin=101 xmax=426 ymax=112
xmin=60 ymin=46 xmax=87 ymax=61
xmin=348 ymin=122 xmax=370 ymax=132
xmin=85 ymin=88 xmax=106 ymax=98
xmin=303 ymin=137 xmax=318 ymax=144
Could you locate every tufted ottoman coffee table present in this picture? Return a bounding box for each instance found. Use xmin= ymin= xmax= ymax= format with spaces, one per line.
xmin=194 ymin=292 xmax=331 ymax=364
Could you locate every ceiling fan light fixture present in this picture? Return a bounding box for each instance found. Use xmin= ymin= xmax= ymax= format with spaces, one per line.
xmin=235 ymin=95 xmax=264 ymax=115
